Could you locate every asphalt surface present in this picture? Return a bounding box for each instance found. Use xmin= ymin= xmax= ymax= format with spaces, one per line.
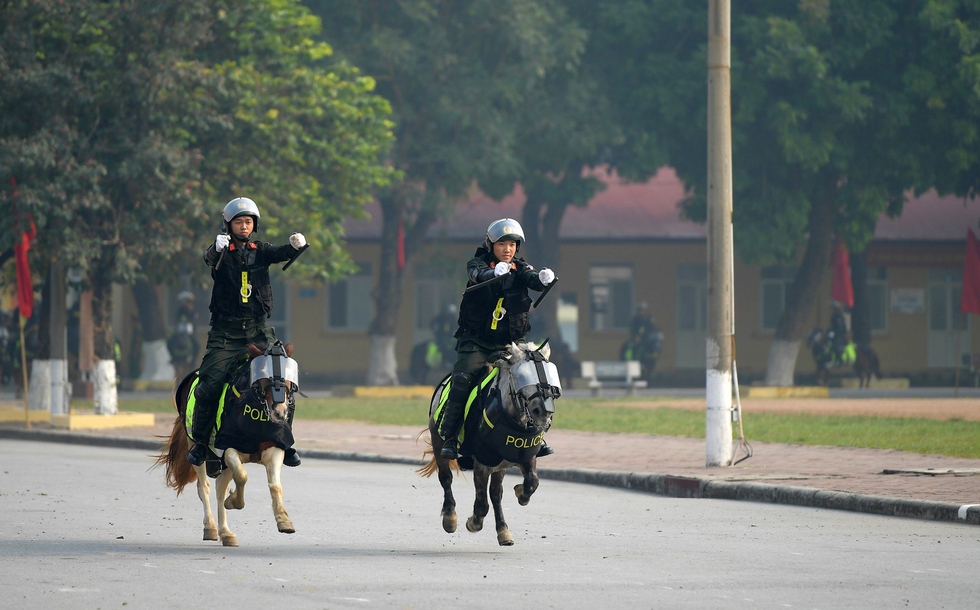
xmin=3 ymin=440 xmax=980 ymax=609
xmin=1 ymin=386 xmax=978 ymax=528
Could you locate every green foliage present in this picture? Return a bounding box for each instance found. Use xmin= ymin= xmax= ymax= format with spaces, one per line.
xmin=0 ymin=0 xmax=394 ymax=288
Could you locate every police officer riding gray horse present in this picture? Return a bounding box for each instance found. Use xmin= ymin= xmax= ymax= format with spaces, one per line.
xmin=419 ymin=218 xmax=561 ymax=546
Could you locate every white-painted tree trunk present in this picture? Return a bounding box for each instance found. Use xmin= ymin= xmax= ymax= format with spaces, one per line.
xmin=49 ymin=359 xmax=70 ymax=416
xmin=764 ymin=339 xmax=801 ymax=386
xmin=705 ymin=339 xmax=733 ymax=467
xmin=28 ymin=360 xmax=51 ymax=412
xmin=139 ymin=338 xmax=176 ymax=381
xmin=367 ymin=334 xmax=399 ymax=386
xmin=94 ymin=359 xmax=118 ymax=415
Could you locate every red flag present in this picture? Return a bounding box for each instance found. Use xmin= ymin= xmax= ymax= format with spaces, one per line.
xmin=961 ymin=228 xmax=980 ymax=314
xmin=831 ymin=241 xmax=854 ymax=309
xmin=396 ymin=219 xmax=405 ymax=270
xmin=14 ymin=219 xmax=36 ymax=320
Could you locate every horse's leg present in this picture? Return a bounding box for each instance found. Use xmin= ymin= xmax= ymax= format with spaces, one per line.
xmin=513 ymin=460 xmax=539 ymax=506
xmin=466 ymin=464 xmax=491 ymax=534
xmin=214 ymin=466 xmax=238 ymax=547
xmin=489 ymin=469 xmax=513 ymax=546
xmin=431 ymin=425 xmax=458 ymax=533
xmin=223 ymin=448 xmax=247 ymax=511
xmin=193 ymin=464 xmax=218 ymax=541
xmin=260 ymin=447 xmax=294 ymax=534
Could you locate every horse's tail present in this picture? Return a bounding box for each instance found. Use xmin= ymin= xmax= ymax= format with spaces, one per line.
xmin=152 ymin=373 xmax=198 ymax=495
xmin=415 ymin=428 xmax=460 ymax=477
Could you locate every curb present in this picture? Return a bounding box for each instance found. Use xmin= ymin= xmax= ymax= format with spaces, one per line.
xmin=3 ymin=427 xmax=977 ymax=527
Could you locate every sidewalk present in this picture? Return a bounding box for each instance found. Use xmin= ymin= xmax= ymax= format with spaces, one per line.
xmin=2 ymin=405 xmax=978 ymax=526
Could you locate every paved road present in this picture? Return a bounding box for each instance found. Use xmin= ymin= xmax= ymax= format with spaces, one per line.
xmin=2 ymin=439 xmax=979 ymax=609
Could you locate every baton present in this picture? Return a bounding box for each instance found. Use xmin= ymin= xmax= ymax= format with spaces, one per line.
xmin=463 ymin=271 xmax=510 ymax=294
xmin=214 ymin=230 xmax=229 ymax=271
xmin=532 ymin=277 xmax=558 ymax=309
xmin=282 ymin=243 xmax=310 ymax=271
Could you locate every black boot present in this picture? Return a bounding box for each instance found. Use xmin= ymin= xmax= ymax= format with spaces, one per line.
xmin=187 ymin=443 xmax=208 ymax=466
xmin=438 ymin=371 xmax=475 ymax=460
xmin=537 ymin=442 xmax=554 ymax=457
xmin=186 ymin=381 xmax=218 ymax=467
xmin=283 ymin=447 xmax=301 ymax=467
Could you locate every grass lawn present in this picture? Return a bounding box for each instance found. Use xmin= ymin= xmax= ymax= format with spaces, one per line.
xmin=113 ymin=395 xmax=980 ymax=459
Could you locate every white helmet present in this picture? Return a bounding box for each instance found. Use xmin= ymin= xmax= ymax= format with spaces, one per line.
xmin=222 ymin=197 xmax=261 ymax=233
xmin=485 ymin=218 xmax=525 ymax=251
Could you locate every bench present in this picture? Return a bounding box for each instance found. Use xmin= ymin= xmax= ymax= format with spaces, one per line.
xmin=580 ymin=360 xmax=648 ymax=397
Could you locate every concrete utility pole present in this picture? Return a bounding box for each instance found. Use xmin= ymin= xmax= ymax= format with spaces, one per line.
xmin=706 ymin=0 xmax=733 ymax=467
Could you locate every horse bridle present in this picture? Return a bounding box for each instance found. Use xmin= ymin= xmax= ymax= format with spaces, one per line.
xmin=506 ymin=350 xmax=560 ymax=432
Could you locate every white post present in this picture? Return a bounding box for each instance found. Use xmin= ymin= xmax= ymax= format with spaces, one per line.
xmin=706 ymin=0 xmax=733 ymax=466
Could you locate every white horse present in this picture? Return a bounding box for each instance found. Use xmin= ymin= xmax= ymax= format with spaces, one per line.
xmin=156 ymin=343 xmax=298 ymax=547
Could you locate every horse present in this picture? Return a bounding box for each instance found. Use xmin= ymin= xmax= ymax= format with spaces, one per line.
xmin=155 ymin=341 xmax=300 ymax=547
xmin=419 ymin=341 xmax=559 ymax=546
xmin=806 ymin=329 xmax=881 ymax=387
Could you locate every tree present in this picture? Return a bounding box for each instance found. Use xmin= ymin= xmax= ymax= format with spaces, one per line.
xmin=581 ymin=1 xmax=945 ymax=385
xmin=0 ymin=0 xmax=394 ymax=405
xmin=311 ymin=0 xmax=587 ymax=384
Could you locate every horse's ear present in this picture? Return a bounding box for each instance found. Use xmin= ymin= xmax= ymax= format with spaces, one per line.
xmin=248 ymin=344 xmax=263 ymax=358
xmin=284 ymin=343 xmax=294 ymax=357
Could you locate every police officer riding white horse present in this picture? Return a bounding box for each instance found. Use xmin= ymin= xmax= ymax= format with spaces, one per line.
xmin=158 ymin=196 xmax=309 ymax=546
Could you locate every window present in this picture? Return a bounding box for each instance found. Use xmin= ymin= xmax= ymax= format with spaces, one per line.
xmin=590 ymin=264 xmax=633 ymax=331
xmin=327 ymin=262 xmax=373 ymax=330
xmin=760 ymin=266 xmax=797 ymax=332
xmin=867 ymin=267 xmax=887 ymax=333
xmin=557 ymin=292 xmax=579 ymax=352
xmin=676 ymin=264 xmax=707 ymax=332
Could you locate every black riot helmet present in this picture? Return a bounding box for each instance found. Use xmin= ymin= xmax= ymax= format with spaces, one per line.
xmin=222 ymin=197 xmax=261 ymax=236
xmin=484 ymin=218 xmax=525 ymax=252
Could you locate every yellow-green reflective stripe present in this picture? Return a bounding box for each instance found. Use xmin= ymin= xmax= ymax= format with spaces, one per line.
xmin=490 ymin=298 xmax=504 ymax=330
xmin=482 ymin=409 xmax=494 ymax=429
xmin=241 ymin=271 xmax=249 ymax=302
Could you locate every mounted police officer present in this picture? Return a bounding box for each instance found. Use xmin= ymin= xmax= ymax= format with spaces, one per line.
xmin=438 ymin=218 xmax=556 ymax=460
xmin=186 ymin=197 xmax=306 ymax=468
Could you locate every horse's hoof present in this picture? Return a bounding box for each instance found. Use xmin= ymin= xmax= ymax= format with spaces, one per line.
xmin=220 ymin=533 xmax=239 ymax=547
xmin=466 ymin=516 xmax=483 ymax=533
xmin=497 ymin=529 xmax=514 ymax=546
xmin=277 ymin=521 xmax=295 ymax=534
xmin=514 ymin=484 xmax=530 ymax=506
xmin=442 ymin=513 xmax=457 ymax=533
xmin=224 ymin=495 xmax=244 ymax=511
xmin=203 ymin=528 xmax=218 ymax=541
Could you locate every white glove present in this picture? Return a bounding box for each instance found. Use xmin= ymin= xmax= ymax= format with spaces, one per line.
xmin=493 ymin=263 xmax=511 ymax=277
xmin=215 ymin=234 xmax=230 ymax=251
xmin=538 ymin=268 xmax=555 ymax=285
xmin=289 ymin=232 xmax=307 ymax=250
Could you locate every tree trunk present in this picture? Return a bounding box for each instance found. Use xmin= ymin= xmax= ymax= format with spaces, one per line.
xmin=764 ymin=191 xmax=838 ymax=386
xmin=366 ymin=191 xmax=439 ymax=386
xmin=849 ymin=247 xmax=871 ymax=349
xmin=91 ymin=270 xmax=118 ymax=414
xmin=133 ymin=280 xmax=175 ymax=381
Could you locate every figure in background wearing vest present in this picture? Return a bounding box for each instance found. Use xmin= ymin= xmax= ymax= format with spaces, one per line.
xmin=438 ymin=218 xmax=557 ymax=461
xmin=185 ymin=197 xmax=306 ymax=468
